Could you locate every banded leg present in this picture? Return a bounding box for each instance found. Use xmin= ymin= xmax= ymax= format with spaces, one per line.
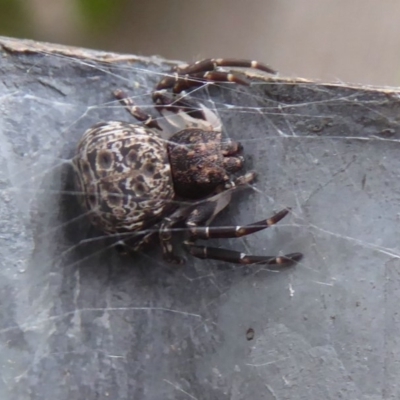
xmin=184 ymin=206 xmax=302 ymax=266
xmin=152 ymin=91 xmax=207 ymax=121
xmin=189 ymin=208 xmax=291 ymax=240
xmin=185 ymin=171 xmax=256 ymax=230
xmin=185 ymin=245 xmax=302 ymax=266
xmin=159 ymin=211 xmax=187 ymax=264
xmin=184 ymin=190 xmax=302 ymax=265
xmin=221 ymin=140 xmax=243 ymax=156
xmin=157 ymin=71 xmax=251 ymax=93
xmin=113 ymin=89 xmax=162 ymax=130
xmin=156 ymin=58 xmax=277 ymax=93
xmin=174 ymin=58 xmax=277 ymax=76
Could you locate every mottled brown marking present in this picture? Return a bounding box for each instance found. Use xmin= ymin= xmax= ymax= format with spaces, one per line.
xmin=135 ymin=183 xmax=145 ymax=195
xmin=107 ymin=192 xmax=122 ymax=207
xmin=126 ymin=149 xmax=138 ymax=164
xmin=97 ymin=150 xmax=113 ymax=170
xmin=143 ymin=163 xmax=155 ymax=176
xmin=72 ymin=121 xmax=174 ymax=234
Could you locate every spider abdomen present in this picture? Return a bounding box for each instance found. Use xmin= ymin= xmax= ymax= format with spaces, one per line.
xmin=73 ymin=121 xmax=175 ymax=234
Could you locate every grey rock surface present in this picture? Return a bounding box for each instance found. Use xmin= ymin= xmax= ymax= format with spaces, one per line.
xmin=1 ymin=37 xmax=400 ymax=400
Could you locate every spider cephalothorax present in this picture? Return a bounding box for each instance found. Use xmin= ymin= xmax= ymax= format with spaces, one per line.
xmin=73 ymin=58 xmax=302 ymax=265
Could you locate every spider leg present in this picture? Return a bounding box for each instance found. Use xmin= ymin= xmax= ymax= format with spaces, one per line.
xmin=113 ymin=89 xmax=162 ymax=130
xmin=157 ymin=71 xmax=251 ymax=94
xmin=226 ymin=170 xmax=256 ymax=190
xmin=117 ymin=211 xmax=187 ymax=264
xmin=152 ymin=91 xmax=223 ymax=132
xmin=113 ymin=230 xmax=158 ymax=255
xmin=157 ymin=57 xmax=276 ymax=93
xmin=221 ymin=140 xmax=243 ymax=156
xmin=182 ymin=175 xmax=302 ymax=265
xmin=223 ymin=155 xmax=244 ymax=174
xmin=185 ymin=245 xmax=302 ymax=266
xmin=185 ymin=171 xmax=256 ymax=230
xmin=152 ymin=91 xmax=207 ymax=121
xmin=220 ymin=140 xmax=245 ymax=174
xmin=174 ymin=58 xmax=277 ymax=76
xmin=189 ymin=208 xmax=291 ymax=240
xmin=184 ymin=207 xmax=302 ymax=266
xmin=159 ymin=211 xmax=187 ymax=264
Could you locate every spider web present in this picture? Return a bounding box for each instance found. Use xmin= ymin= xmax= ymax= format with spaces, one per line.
xmin=1 ymin=38 xmax=400 ymax=400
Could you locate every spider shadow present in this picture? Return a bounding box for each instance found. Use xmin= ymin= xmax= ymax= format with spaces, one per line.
xmin=28 ymin=161 xmax=294 ymax=308
xmin=49 ymin=158 xmax=293 ymax=311
xmin=56 ymin=165 xmax=177 ymax=285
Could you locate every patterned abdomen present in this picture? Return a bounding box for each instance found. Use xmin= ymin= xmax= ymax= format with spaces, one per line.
xmin=73 ymin=121 xmax=175 ymax=234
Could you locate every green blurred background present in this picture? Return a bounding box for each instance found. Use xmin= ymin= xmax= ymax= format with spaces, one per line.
xmin=1 ymin=0 xmax=400 ymax=86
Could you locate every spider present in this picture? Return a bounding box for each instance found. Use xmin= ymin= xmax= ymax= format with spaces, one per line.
xmin=72 ymin=58 xmax=302 ymax=265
